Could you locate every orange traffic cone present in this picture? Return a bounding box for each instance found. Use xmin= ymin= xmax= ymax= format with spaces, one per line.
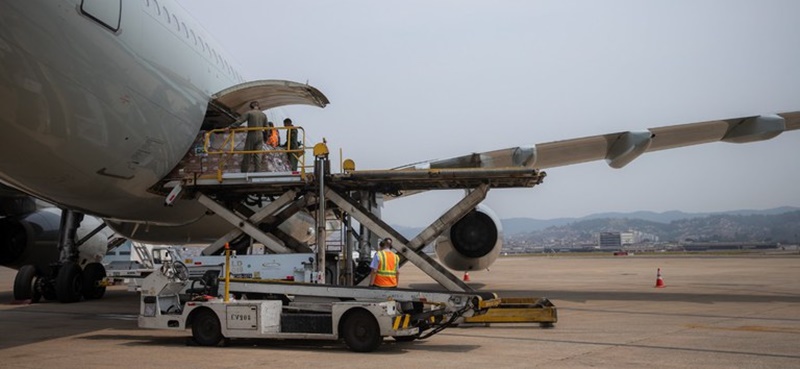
xmin=655 ymin=268 xmax=666 ymax=288
xmin=463 ymin=271 xmax=471 ymax=282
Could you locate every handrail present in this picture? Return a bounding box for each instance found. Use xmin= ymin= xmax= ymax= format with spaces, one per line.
xmin=203 ymin=126 xmax=308 ymax=179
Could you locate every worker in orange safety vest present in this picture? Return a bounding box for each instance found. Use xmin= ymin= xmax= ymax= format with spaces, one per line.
xmin=264 ymin=121 xmax=279 ymax=147
xmin=369 ymin=238 xmax=400 ymax=288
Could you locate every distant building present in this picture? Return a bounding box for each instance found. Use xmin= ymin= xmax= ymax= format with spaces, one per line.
xmin=619 ymin=230 xmax=660 ymax=245
xmin=598 ymin=232 xmax=622 ymax=248
xmin=620 ymin=232 xmax=635 ymax=245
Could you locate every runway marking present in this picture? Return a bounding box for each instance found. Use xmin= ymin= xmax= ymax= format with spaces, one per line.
xmin=440 ymin=332 xmax=800 ymax=359
xmin=685 ymin=323 xmax=800 ymax=334
xmin=561 ymin=307 xmax=800 ymax=322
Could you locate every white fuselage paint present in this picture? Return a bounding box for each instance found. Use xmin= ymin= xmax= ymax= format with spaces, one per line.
xmin=0 ymin=1 xmax=284 ymax=243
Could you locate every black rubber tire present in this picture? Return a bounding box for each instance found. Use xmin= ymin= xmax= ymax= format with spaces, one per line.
xmin=30 ymin=274 xmax=43 ymax=303
xmin=192 ymin=309 xmax=223 ymax=346
xmin=55 ymin=262 xmax=83 ymax=303
xmin=42 ymin=282 xmax=57 ymax=301
xmin=13 ymin=265 xmax=38 ymax=301
xmin=82 ymin=263 xmax=107 ymax=300
xmin=341 ymin=309 xmax=382 ymax=352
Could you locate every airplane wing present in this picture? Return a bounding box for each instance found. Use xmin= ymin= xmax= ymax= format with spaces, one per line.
xmin=396 ymin=111 xmax=800 ymax=170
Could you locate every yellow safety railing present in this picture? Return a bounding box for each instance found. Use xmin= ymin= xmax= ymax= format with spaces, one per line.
xmin=203 ymin=126 xmax=308 ymax=180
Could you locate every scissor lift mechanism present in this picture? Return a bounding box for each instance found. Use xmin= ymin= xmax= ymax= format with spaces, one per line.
xmin=158 ymin=142 xmax=557 ymax=327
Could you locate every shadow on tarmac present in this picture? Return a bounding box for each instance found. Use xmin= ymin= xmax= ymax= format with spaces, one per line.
xmin=79 ymin=333 xmax=480 ymax=354
xmin=0 ymin=289 xmax=139 ymax=350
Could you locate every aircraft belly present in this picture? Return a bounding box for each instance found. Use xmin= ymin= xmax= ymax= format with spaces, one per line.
xmin=107 ymin=215 xmax=235 ymax=245
xmin=107 ymin=209 xmax=317 ymax=245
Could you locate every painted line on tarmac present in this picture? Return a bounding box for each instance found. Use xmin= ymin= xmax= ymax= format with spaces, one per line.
xmin=685 ymin=323 xmax=800 ymax=334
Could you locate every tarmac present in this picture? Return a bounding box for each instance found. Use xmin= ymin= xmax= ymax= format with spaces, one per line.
xmin=0 ymin=255 xmax=798 ymax=369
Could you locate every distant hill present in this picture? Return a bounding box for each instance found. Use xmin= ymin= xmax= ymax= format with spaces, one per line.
xmin=392 ymin=225 xmax=424 ymax=240
xmin=517 ymin=210 xmax=800 ymax=244
xmin=391 ymin=207 xmax=800 ymax=239
xmin=502 ymin=207 xmax=800 ymax=235
xmin=501 ymin=217 xmax=576 ymax=234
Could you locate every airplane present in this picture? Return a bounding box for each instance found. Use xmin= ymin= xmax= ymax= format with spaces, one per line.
xmin=0 ymin=0 xmax=798 ymax=303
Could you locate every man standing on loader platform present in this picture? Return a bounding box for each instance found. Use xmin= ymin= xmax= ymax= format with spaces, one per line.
xmin=282 ymin=118 xmax=300 ymax=171
xmin=370 ymin=238 xmax=400 ymax=288
xmin=228 ymin=101 xmax=267 ymax=172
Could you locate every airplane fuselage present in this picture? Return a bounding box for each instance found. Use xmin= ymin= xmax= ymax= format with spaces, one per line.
xmin=0 ymin=0 xmax=237 ymax=225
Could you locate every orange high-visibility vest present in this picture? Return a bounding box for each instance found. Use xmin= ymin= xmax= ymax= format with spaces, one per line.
xmin=373 ymin=250 xmax=399 ymax=287
xmin=267 ymin=129 xmax=279 ymax=147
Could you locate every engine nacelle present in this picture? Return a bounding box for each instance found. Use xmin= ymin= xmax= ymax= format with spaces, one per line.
xmin=0 ymin=209 xmax=59 ymax=269
xmin=0 ymin=208 xmax=111 ymax=270
xmin=434 ymin=204 xmax=503 ymax=271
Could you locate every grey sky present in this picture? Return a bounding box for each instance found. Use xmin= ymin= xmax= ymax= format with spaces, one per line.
xmin=176 ymin=0 xmax=800 ymax=227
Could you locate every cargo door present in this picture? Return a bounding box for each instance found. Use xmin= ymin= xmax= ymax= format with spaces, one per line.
xmin=202 ymin=80 xmax=330 ymax=129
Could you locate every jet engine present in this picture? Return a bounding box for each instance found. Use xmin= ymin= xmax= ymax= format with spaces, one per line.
xmin=434 ymin=204 xmax=503 ymax=271
xmin=0 ymin=209 xmax=110 ymax=270
xmin=0 ymin=210 xmax=60 ymax=269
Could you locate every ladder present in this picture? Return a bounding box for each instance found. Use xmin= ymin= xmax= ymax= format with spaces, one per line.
xmin=132 ymin=242 xmax=155 ymax=269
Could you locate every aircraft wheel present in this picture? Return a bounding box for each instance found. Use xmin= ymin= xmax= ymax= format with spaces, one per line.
xmin=13 ymin=265 xmax=41 ymax=302
xmin=341 ymin=309 xmax=382 ymax=352
xmin=55 ymin=262 xmax=83 ymax=303
xmin=192 ymin=309 xmax=223 ymax=346
xmin=42 ymin=285 xmax=57 ymax=301
xmin=82 ymin=263 xmax=107 ymax=300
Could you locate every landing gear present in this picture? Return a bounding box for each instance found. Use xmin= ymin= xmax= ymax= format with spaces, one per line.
xmin=11 ymin=209 xmax=108 ymax=304
xmin=82 ymin=262 xmax=107 ymax=300
xmin=55 ymin=261 xmax=83 ymax=303
xmin=13 ymin=265 xmax=41 ymax=303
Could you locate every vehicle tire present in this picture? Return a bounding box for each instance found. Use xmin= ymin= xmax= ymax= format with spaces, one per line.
xmin=55 ymin=262 xmax=83 ymax=303
xmin=82 ymin=263 xmax=106 ymax=300
xmin=13 ymin=265 xmax=38 ymax=301
xmin=192 ymin=309 xmax=223 ymax=346
xmin=341 ymin=309 xmax=382 ymax=352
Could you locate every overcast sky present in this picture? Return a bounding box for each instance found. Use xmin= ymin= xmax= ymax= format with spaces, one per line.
xmin=176 ymin=0 xmax=800 ymax=227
